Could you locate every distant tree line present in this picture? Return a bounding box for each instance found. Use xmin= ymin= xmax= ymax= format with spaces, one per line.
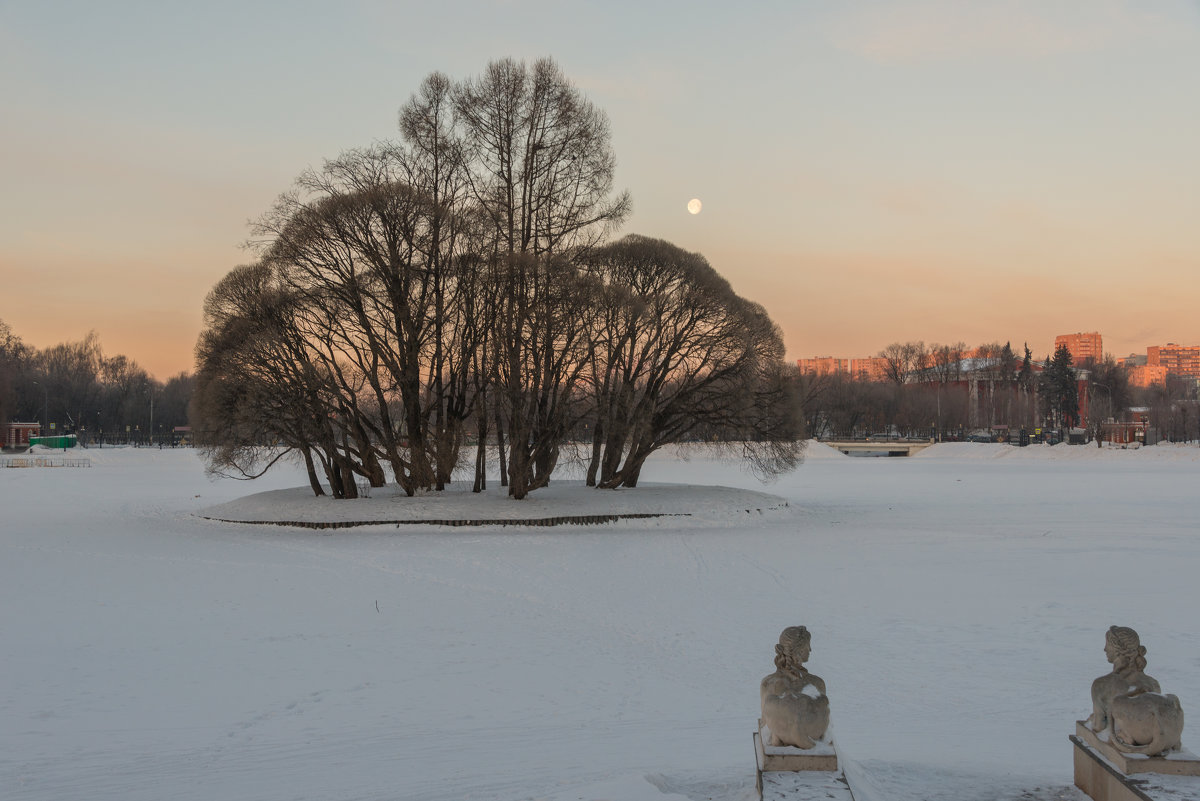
xmin=0 ymin=319 xmax=192 ymax=443
xmin=192 ymin=59 xmax=802 ymax=499
xmin=797 ymin=338 xmax=1199 ymax=444
xmin=799 ymin=340 xmax=1033 ymax=439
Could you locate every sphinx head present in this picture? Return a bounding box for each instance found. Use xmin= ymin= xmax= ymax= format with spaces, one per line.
xmin=1106 ymin=625 xmax=1148 ymax=673
xmin=775 ymin=626 xmax=812 ymax=673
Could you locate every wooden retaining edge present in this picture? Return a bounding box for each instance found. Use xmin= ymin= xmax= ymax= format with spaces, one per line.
xmin=200 ymin=512 xmax=690 ymax=529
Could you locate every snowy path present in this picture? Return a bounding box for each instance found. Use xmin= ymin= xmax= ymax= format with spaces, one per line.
xmin=2 ymin=443 xmax=1199 ymax=800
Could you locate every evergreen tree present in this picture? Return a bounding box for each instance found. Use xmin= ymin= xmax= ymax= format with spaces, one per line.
xmin=1018 ymin=344 xmax=1033 ymax=390
xmin=1039 ymin=344 xmax=1079 ymax=431
xmin=998 ymin=341 xmax=1017 ymax=385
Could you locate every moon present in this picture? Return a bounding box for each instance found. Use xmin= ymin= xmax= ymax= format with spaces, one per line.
xmin=687 ymin=198 xmax=702 ymax=215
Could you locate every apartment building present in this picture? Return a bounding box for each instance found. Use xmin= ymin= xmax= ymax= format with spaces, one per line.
xmin=1147 ymin=344 xmax=1200 ymax=380
xmin=849 ymin=357 xmax=889 ymax=381
xmin=796 ymin=356 xmax=889 ymax=381
xmin=1128 ymin=364 xmax=1169 ymax=388
xmin=1054 ymin=332 xmax=1103 ymax=365
xmin=796 ymin=357 xmax=849 ymax=376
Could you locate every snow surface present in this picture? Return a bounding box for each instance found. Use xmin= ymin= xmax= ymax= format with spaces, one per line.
xmin=4 ymin=441 xmax=1200 ymax=801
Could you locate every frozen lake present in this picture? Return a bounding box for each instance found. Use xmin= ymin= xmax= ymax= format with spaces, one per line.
xmin=3 ymin=442 xmax=1199 ymax=801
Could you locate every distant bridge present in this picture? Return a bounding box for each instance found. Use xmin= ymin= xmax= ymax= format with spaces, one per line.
xmin=822 ymin=440 xmax=935 ymax=457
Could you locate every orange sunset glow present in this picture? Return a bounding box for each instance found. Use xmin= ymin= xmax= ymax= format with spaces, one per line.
xmin=3 ymin=2 xmax=1198 ymax=377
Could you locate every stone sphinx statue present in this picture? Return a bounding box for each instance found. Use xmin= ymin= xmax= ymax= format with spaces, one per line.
xmin=1088 ymin=625 xmax=1184 ymax=757
xmin=760 ymin=626 xmax=830 ymax=749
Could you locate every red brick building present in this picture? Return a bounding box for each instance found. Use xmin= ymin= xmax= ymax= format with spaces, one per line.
xmin=3 ymin=422 xmax=41 ymax=450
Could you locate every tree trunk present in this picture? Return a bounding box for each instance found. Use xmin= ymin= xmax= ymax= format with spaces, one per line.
xmin=621 ymin=460 xmax=643 ymax=488
xmin=585 ymin=419 xmax=603 ymax=487
xmin=302 ymin=449 xmax=325 ymax=497
xmin=341 ymin=461 xmax=358 ymax=499
xmin=434 ymin=417 xmax=459 ymax=490
xmin=531 ymin=443 xmax=558 ymax=490
xmin=473 ymin=404 xmax=488 ymax=493
xmin=495 ymin=406 xmax=508 ymax=487
xmin=508 ymin=433 xmax=529 ymax=499
xmin=326 ymin=457 xmax=345 ymax=499
xmin=362 ymin=447 xmax=386 ymax=487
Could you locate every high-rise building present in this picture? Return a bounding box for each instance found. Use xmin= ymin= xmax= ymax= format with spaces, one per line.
xmin=849 ymin=357 xmax=889 ymax=381
xmin=796 ymin=357 xmax=850 ymax=376
xmin=1147 ymin=344 xmax=1200 ymax=380
xmin=796 ymin=356 xmax=889 ymax=381
xmin=1054 ymin=332 xmax=1103 ymax=365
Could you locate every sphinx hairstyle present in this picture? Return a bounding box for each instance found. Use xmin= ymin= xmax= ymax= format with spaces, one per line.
xmin=775 ymin=626 xmax=812 ymax=672
xmin=1108 ymin=625 xmax=1149 ymax=672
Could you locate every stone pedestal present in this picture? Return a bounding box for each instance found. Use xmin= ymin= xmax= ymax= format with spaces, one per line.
xmin=756 ymin=720 xmax=839 ymax=771
xmin=755 ymin=720 xmax=853 ymax=800
xmin=1073 ymin=722 xmax=1200 ymax=801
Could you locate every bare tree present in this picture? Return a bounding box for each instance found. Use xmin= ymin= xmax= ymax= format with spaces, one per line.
xmin=192 ymin=261 xmax=359 ymax=496
xmin=35 ymin=333 xmax=105 ymax=435
xmin=451 ymin=57 xmax=630 ymax=498
xmin=928 ymin=342 xmax=966 ymax=384
xmin=0 ymin=319 xmax=30 ymax=428
xmin=794 ymin=369 xmax=835 ymax=440
xmin=878 ymin=341 xmax=928 ymax=384
xmin=580 ymin=235 xmax=801 ymax=488
xmin=399 ymin=72 xmax=476 ymax=489
xmin=248 ymin=142 xmax=484 ymax=495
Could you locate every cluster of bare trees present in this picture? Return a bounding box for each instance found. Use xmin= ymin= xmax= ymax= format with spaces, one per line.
xmin=876 ymin=341 xmax=1027 ymax=387
xmin=801 ymin=340 xmax=1042 ymax=439
xmin=192 ymin=59 xmax=801 ymax=499
xmin=1142 ymin=376 xmax=1199 ymax=443
xmin=0 ymin=320 xmax=192 ymax=443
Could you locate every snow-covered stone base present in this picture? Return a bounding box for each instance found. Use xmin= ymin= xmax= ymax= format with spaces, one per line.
xmin=1072 ymin=728 xmax=1200 ymax=801
xmin=756 ymin=720 xmax=851 ymax=799
xmin=756 ymin=720 xmax=838 ymax=771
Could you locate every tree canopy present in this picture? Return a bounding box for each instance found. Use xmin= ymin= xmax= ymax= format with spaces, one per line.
xmin=192 ymin=59 xmax=801 ymax=499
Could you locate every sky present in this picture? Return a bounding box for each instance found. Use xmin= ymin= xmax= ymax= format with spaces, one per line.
xmin=2 ymin=0 xmax=1199 ymax=379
